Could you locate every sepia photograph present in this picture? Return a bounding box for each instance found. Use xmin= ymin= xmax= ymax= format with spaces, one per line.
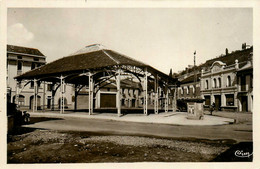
xmin=3 ymin=4 xmax=257 ymax=167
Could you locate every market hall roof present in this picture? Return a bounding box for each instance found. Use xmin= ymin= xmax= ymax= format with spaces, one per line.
xmin=15 ymin=44 xmax=176 ymax=83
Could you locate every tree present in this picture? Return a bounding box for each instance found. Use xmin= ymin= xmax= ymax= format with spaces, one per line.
xmin=226 ymin=48 xmax=229 ymax=55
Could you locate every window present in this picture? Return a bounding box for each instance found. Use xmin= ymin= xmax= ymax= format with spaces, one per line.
xmin=204 ymin=96 xmax=210 ymax=105
xmin=180 ymin=87 xmax=184 ymax=95
xmin=250 ymin=75 xmax=253 ymax=88
xmin=213 ymin=78 xmax=217 ymax=88
xmin=218 ymin=77 xmax=221 ymax=88
xmin=18 ymin=95 xmax=25 ymax=106
xmin=34 ymin=57 xmax=39 ymax=61
xmin=17 ymin=61 xmax=22 ymax=71
xmin=31 ymin=63 xmax=36 ymax=70
xmin=37 ymin=81 xmax=41 ymax=87
xmin=30 ymin=81 xmax=34 ymax=88
xmin=227 ymin=76 xmax=231 ymax=87
xmin=47 ymin=84 xmax=52 ymax=91
xmin=186 ymin=86 xmax=189 ymax=95
xmin=17 ymin=55 xmax=22 ymax=59
xmin=241 ymin=76 xmax=246 ymax=91
xmin=18 ymin=81 xmax=22 ymax=88
xmin=226 ymin=94 xmax=234 ymax=106
xmin=193 ymin=85 xmax=196 ymax=94
xmin=205 ymin=80 xmax=209 ymax=89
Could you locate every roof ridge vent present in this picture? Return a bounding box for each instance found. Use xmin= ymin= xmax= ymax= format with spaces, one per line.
xmin=69 ymin=44 xmax=107 ymax=56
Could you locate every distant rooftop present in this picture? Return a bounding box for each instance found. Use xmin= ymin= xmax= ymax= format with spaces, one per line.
xmin=7 ymin=44 xmax=45 ymax=57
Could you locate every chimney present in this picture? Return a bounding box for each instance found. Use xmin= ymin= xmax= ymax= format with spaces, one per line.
xmin=242 ymin=43 xmax=246 ymax=50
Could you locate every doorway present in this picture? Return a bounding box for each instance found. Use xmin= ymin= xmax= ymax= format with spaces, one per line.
xmin=241 ymin=96 xmax=248 ymax=112
xmin=214 ymin=95 xmax=221 ymax=111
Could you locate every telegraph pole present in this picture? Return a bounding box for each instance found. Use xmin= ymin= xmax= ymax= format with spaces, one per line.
xmin=194 ymin=51 xmax=197 ymax=98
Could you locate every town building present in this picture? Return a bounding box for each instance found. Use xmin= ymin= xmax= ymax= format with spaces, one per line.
xmin=175 ymin=44 xmax=253 ymax=112
xmin=236 ymin=55 xmax=253 ymax=112
xmin=7 ymin=44 xmax=73 ymax=110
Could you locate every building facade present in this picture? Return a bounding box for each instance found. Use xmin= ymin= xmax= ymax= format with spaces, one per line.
xmin=236 ymin=59 xmax=253 ymax=112
xmin=200 ymin=60 xmax=239 ymax=111
xmin=178 ymin=73 xmax=201 ymax=100
xmin=7 ymin=45 xmax=73 ymax=110
xmin=175 ymin=44 xmax=253 ymax=112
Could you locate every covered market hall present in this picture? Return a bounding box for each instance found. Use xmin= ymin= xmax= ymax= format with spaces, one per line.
xmin=15 ymin=44 xmax=179 ymax=116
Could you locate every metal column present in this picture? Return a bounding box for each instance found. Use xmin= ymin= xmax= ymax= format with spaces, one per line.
xmin=60 ymin=76 xmax=64 ymax=114
xmin=173 ymin=85 xmax=177 ymax=112
xmin=89 ymin=73 xmax=94 ymax=115
xmin=154 ymin=75 xmax=159 ymax=114
xmin=33 ymin=79 xmax=36 ymax=112
xmin=143 ymin=68 xmax=148 ymax=115
xmin=116 ymin=69 xmax=121 ymax=116
xmin=43 ymin=81 xmax=46 ymax=111
xmin=15 ymin=80 xmax=19 ymax=105
xmin=165 ymin=86 xmax=169 ymax=113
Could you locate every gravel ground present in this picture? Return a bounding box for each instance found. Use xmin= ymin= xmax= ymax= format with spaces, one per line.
xmin=83 ymin=136 xmax=228 ymax=155
xmin=8 ymin=129 xmax=232 ymax=163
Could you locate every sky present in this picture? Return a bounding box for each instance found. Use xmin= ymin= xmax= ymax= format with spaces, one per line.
xmin=7 ymin=8 xmax=252 ymax=74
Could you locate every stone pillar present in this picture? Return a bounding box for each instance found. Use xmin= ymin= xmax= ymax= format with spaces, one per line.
xmin=221 ymin=93 xmax=225 ymax=107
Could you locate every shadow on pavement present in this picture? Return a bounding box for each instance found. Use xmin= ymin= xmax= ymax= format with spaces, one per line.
xmin=27 ymin=117 xmax=64 ymax=125
xmin=8 ymin=117 xmax=64 ymax=140
xmin=211 ymin=142 xmax=253 ymax=162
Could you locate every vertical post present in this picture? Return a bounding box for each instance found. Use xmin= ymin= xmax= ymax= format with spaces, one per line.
xmin=144 ymin=67 xmax=148 ymax=115
xmin=51 ymin=82 xmax=55 ymax=111
xmin=60 ymin=76 xmax=63 ymax=114
xmin=62 ymin=80 xmax=65 ymax=113
xmin=156 ymin=75 xmax=159 ymax=114
xmin=154 ymin=75 xmax=158 ymax=114
xmin=89 ymin=73 xmax=93 ymax=115
xmin=33 ymin=79 xmax=36 ymax=112
xmin=35 ymin=80 xmax=38 ymax=112
xmin=15 ymin=80 xmax=19 ymax=105
xmin=74 ymin=84 xmax=78 ymax=111
xmin=43 ymin=81 xmax=46 ymax=111
xmin=116 ymin=69 xmax=121 ymax=116
xmin=194 ymin=51 xmax=197 ymax=98
xmin=165 ymin=87 xmax=169 ymax=113
xmin=173 ymin=85 xmax=177 ymax=112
